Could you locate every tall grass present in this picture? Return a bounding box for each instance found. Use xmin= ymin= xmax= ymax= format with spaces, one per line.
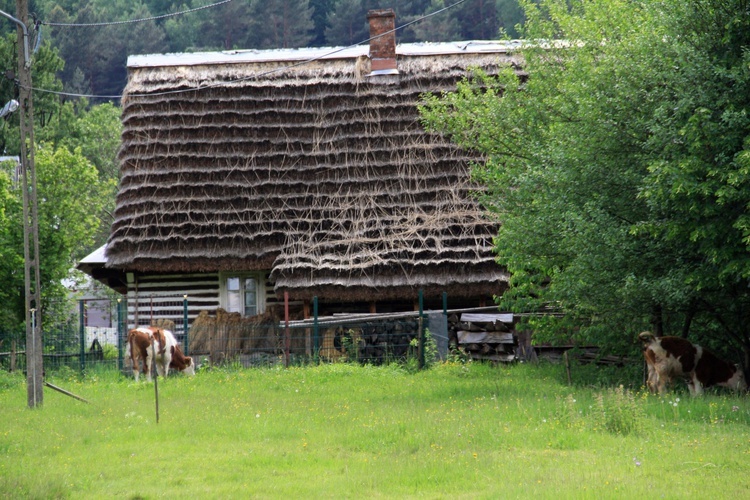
xmin=1 ymin=361 xmax=749 ymax=498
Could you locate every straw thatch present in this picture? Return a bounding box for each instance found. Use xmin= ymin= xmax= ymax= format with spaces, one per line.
xmin=107 ymin=44 xmax=519 ymax=302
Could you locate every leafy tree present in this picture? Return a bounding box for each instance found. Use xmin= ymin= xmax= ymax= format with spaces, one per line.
xmin=34 ymin=99 xmax=121 ymax=254
xmin=0 ymin=26 xmax=118 ymax=330
xmin=420 ymin=0 xmax=750 ymax=365
xmin=309 ymin=0 xmax=336 ymax=46
xmin=43 ymin=0 xmax=167 ymax=100
xmin=194 ymin=0 xmax=252 ymax=50
xmin=392 ymin=0 xmax=432 ymax=43
xmin=0 ymin=159 xmax=18 ymax=329
xmin=143 ymin=0 xmax=177 ymax=16
xmin=495 ymin=0 xmax=523 ymax=38
xmin=248 ymin=0 xmax=315 ymax=49
xmin=325 ymin=0 xmax=369 ymax=46
xmin=410 ymin=0 xmax=461 ymax=43
xmin=455 ymin=0 xmax=498 ymax=40
xmin=0 ymin=145 xmax=111 ymax=331
xmin=0 ymin=33 xmax=64 ymax=154
xmin=162 ymin=2 xmax=207 ymax=52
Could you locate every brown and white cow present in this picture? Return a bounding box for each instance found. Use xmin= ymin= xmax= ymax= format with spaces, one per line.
xmin=155 ymin=329 xmax=195 ymax=378
xmin=126 ymin=326 xmax=195 ymax=381
xmin=170 ymin=343 xmax=195 ymax=375
xmin=639 ymin=331 xmax=747 ymax=396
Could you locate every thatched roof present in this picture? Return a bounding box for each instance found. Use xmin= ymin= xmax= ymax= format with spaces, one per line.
xmin=106 ymin=42 xmax=520 ymax=301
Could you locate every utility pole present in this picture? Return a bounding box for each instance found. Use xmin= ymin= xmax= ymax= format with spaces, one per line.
xmin=9 ymin=0 xmax=42 ymax=408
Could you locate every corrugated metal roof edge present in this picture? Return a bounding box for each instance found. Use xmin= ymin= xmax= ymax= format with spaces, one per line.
xmin=127 ymin=40 xmax=527 ymax=68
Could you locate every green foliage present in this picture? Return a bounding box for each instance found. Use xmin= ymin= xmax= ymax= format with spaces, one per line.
xmin=49 ymin=364 xmax=79 ymax=383
xmin=249 ymin=0 xmax=315 ymax=49
xmin=0 ymin=369 xmax=23 ymax=391
xmin=555 ymin=386 xmax=647 ymax=436
xmin=35 ymin=100 xmax=121 ymax=253
xmin=0 ymin=144 xmax=111 ymax=327
xmin=410 ymin=1 xmax=462 ymax=43
xmin=590 ymin=386 xmax=647 ymax=436
xmin=567 ymin=358 xmax=643 ymax=389
xmin=420 ymin=0 xmax=750 ymax=359
xmin=446 ymin=344 xmax=472 ymax=366
xmin=309 ymin=0 xmax=336 ymax=46
xmin=43 ymin=0 xmax=168 ymax=98
xmin=0 ymin=28 xmax=120 ymax=338
xmin=0 ymin=160 xmax=17 ymax=328
xmin=339 ymin=328 xmax=363 ymax=362
xmin=101 ymin=342 xmax=118 ymax=360
xmin=324 ymin=0 xmax=370 ymax=46
xmin=0 ymin=34 xmax=65 ymax=155
xmin=406 ymin=327 xmax=438 ymax=372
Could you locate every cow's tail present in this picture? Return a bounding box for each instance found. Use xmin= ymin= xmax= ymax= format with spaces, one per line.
xmin=638 ymin=331 xmax=656 ymax=344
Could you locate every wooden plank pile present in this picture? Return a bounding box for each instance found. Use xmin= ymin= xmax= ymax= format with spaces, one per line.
xmin=536 ymin=346 xmax=632 ymax=367
xmin=570 ymin=348 xmax=632 ymax=366
xmin=450 ymin=313 xmax=517 ymax=362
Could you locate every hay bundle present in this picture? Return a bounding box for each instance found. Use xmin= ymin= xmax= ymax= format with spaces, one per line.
xmin=216 ymin=308 xmax=242 ymax=354
xmin=243 ymin=309 xmax=281 ymax=352
xmin=189 ymin=308 xmax=281 ymax=363
xmin=189 ymin=310 xmax=215 ymax=354
xmin=152 ymin=318 xmax=176 ymax=333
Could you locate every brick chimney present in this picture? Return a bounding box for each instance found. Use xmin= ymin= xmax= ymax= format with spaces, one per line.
xmin=367 ymin=9 xmax=398 ymax=76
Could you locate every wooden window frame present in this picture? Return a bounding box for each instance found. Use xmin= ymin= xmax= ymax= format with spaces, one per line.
xmin=219 ymin=272 xmax=266 ymax=317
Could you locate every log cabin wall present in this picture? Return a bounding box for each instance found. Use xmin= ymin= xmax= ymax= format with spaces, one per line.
xmin=125 ymin=272 xmax=280 ymax=334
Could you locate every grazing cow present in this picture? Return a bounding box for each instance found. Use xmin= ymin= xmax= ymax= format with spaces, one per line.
xmin=126 ymin=326 xmax=195 ymax=381
xmin=639 ymin=331 xmax=747 ymax=395
xmin=152 ymin=327 xmax=195 ymax=378
xmin=126 ymin=327 xmax=156 ymax=382
xmin=170 ymin=344 xmax=195 ymax=376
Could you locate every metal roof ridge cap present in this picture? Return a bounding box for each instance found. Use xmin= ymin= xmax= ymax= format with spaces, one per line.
xmin=126 ymin=40 xmax=526 ymax=68
xmin=127 ymin=46 xmax=370 ymax=68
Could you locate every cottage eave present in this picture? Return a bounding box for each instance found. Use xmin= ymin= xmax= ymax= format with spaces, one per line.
xmin=76 ymin=244 xmax=128 ymax=294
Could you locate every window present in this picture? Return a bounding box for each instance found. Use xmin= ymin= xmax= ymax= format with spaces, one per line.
xmin=222 ymin=274 xmax=263 ymax=317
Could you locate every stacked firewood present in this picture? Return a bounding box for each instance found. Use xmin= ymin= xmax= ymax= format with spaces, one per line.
xmin=448 ymin=313 xmax=517 ymax=362
xmin=319 ymin=319 xmax=420 ymax=363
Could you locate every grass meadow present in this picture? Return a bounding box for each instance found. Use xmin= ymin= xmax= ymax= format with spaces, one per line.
xmin=1 ymin=360 xmax=749 ymax=499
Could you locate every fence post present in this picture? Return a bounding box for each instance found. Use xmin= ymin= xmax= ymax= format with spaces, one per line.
xmin=284 ymin=291 xmax=290 ymax=368
xmin=79 ymin=299 xmax=85 ymax=373
xmin=418 ymin=289 xmax=425 ymax=370
xmin=117 ymin=298 xmax=124 ymax=372
xmin=183 ymin=295 xmax=189 ymax=354
xmin=313 ymin=296 xmax=319 ymax=363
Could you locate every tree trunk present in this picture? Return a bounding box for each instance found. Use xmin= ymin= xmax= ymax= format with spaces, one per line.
xmin=652 ymin=304 xmax=663 ymax=337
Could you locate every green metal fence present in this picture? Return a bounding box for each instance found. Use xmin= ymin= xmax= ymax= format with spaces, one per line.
xmin=0 ymin=298 xmax=127 ymax=374
xmin=0 ymin=291 xmax=467 ymax=376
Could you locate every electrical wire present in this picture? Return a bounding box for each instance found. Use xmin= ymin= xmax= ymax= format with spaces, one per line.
xmin=22 ymin=0 xmax=471 ymax=101
xmin=40 ymin=0 xmax=233 ymax=28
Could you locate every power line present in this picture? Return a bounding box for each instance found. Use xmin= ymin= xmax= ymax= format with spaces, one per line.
xmin=24 ymin=0 xmax=471 ymax=101
xmin=40 ymin=0 xmax=233 ymax=28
